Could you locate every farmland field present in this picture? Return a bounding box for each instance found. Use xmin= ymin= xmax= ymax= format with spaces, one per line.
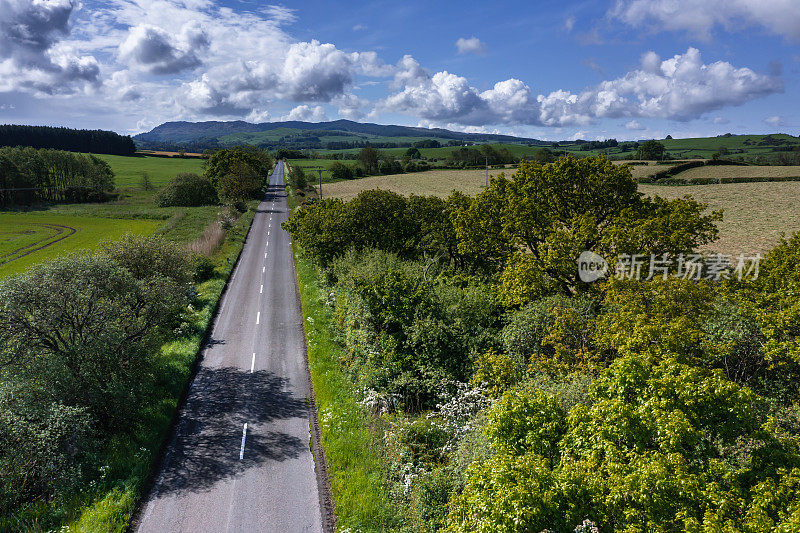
xmin=324 ymin=168 xmax=497 ymax=200
xmin=287 ymin=158 xmax=338 ymax=181
xmin=671 ymin=164 xmax=800 ymax=180
xmin=92 ymin=154 xmax=205 ymax=187
xmin=640 ymin=181 xmax=800 ymax=255
xmin=0 ymin=212 xmax=161 ymax=277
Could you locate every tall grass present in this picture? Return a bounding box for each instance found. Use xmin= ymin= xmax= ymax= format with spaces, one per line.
xmin=186 ymin=220 xmax=226 ymax=256
xmin=293 ymin=246 xmax=398 ymax=531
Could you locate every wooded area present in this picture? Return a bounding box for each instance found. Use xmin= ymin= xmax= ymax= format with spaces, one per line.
xmin=0 ymin=125 xmax=136 ymax=156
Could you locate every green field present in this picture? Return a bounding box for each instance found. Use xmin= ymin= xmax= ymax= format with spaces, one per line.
xmin=92 ymin=154 xmax=206 ymax=187
xmin=0 ymin=154 xmax=222 ymax=278
xmin=0 ymin=213 xmax=161 ymax=277
xmin=286 ymin=158 xmax=339 ymax=181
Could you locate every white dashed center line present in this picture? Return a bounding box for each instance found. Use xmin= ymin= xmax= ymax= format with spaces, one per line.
xmin=250 ymin=353 xmax=255 ymax=373
xmin=256 ymin=312 xmax=260 ymax=325
xmin=239 ymin=423 xmax=248 ymax=460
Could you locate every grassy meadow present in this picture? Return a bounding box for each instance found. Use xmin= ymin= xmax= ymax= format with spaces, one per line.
xmin=0 ymin=213 xmax=160 ymax=278
xmin=0 ymin=154 xmax=219 ymax=278
xmin=91 ymin=154 xmax=205 ymax=187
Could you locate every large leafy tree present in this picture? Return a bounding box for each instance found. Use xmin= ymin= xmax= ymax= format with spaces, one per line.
xmin=455 ymin=157 xmax=720 ymax=299
xmin=204 ymin=146 xmax=272 ymax=199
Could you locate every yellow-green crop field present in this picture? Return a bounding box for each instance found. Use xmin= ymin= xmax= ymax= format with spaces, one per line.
xmin=671 ymin=165 xmax=800 ymax=180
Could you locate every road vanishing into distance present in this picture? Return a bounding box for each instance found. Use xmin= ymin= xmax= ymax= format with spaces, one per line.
xmin=135 ymin=161 xmax=325 ymax=532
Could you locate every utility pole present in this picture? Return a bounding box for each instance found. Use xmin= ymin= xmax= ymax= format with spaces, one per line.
xmin=485 ymin=156 xmax=489 ymax=187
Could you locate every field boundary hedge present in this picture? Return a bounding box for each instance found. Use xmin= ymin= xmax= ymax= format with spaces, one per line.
xmin=641 ymin=175 xmax=800 ymax=186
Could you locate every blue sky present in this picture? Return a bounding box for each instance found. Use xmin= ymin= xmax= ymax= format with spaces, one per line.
xmin=0 ymin=0 xmax=797 ymax=140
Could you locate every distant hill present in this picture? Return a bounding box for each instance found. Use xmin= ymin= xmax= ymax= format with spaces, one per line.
xmin=134 ymin=119 xmax=546 ymax=151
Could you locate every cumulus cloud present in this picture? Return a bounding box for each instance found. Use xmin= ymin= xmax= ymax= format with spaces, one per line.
xmin=335 ymin=93 xmax=369 ymax=120
xmin=764 ymin=115 xmax=786 ymax=128
xmin=119 ymin=22 xmax=209 ymax=74
xmin=381 ymin=47 xmax=781 ymax=127
xmin=564 ymin=16 xmax=576 ymax=32
xmin=0 ymin=0 xmax=100 ymax=94
xmin=712 ymin=116 xmax=730 ymax=125
xmin=281 ymin=104 xmax=328 ymax=122
xmin=625 ymin=120 xmax=645 ymax=130
xmin=611 ymin=0 xmax=800 ymax=41
xmin=455 ymin=37 xmax=486 ymax=55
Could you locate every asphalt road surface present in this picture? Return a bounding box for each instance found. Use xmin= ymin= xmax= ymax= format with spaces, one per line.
xmin=135 ymin=161 xmax=324 ymax=532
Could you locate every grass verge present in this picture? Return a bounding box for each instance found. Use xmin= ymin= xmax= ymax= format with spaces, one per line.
xmin=290 ymin=195 xmax=397 ymax=531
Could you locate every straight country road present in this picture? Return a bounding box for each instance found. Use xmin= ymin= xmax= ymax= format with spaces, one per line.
xmin=134 ymin=161 xmax=325 ymax=532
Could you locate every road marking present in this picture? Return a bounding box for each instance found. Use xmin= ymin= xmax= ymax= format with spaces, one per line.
xmin=239 ymin=423 xmax=248 ymax=460
xmin=267 ymin=230 xmax=270 ymax=236
xmin=265 ymin=252 xmax=267 ymax=258
xmin=262 ymin=266 xmax=265 ymax=273
xmin=251 ymin=352 xmax=255 ymax=373
xmin=256 ymin=311 xmax=260 ymax=325
xmin=260 ymin=284 xmax=263 ymax=293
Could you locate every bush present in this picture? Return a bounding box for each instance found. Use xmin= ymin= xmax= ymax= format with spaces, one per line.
xmin=329 ymin=161 xmax=355 ymax=180
xmin=155 ymin=172 xmax=218 ymax=207
xmin=0 ymin=237 xmax=195 ymax=511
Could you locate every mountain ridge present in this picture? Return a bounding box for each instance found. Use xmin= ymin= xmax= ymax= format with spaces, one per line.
xmin=134 ymin=119 xmax=542 ymax=147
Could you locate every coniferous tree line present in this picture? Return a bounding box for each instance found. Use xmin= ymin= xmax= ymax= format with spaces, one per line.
xmin=0 ymin=125 xmax=136 ymax=156
xmin=0 ymin=146 xmax=115 ymax=206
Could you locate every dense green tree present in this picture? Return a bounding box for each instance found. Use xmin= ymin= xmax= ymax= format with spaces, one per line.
xmin=405 ymin=147 xmax=422 ymax=159
xmin=0 ymin=237 xmax=194 ymax=511
xmin=288 ymin=164 xmax=308 ymax=191
xmin=155 ymin=172 xmax=218 ymax=206
xmin=531 ymin=147 xmax=555 ymax=164
xmin=204 ymin=146 xmax=271 ymax=192
xmin=329 ymin=161 xmax=355 ymax=180
xmin=0 ymin=147 xmax=115 ymax=206
xmin=636 ymin=139 xmax=666 ymax=160
xmin=358 ymin=145 xmax=381 ymax=174
xmin=447 ymin=354 xmax=800 ymax=533
xmin=0 ymin=124 xmax=135 ymax=155
xmin=456 ymin=157 xmax=719 ymax=297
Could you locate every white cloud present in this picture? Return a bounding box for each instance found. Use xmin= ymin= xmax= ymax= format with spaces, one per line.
xmin=712 ymin=116 xmax=730 ymax=125
xmin=335 ymin=94 xmax=369 ymax=121
xmin=611 ymin=0 xmax=800 ymax=41
xmin=119 ymin=22 xmax=209 ymax=74
xmin=381 ymin=48 xmax=781 ymax=127
xmin=764 ymin=115 xmax=786 ymax=128
xmin=625 ymin=120 xmax=645 ymax=130
xmin=0 ymin=0 xmax=100 ymax=94
xmin=564 ymin=16 xmax=576 ymax=32
xmin=281 ymin=104 xmax=328 ymax=122
xmin=455 ymin=37 xmax=487 ymax=55
xmin=246 ymin=109 xmax=272 ymax=123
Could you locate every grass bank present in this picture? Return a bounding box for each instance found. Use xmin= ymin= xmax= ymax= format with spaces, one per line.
xmin=0 ymin=205 xmax=257 ymax=533
xmin=290 ymin=191 xmax=397 ymax=530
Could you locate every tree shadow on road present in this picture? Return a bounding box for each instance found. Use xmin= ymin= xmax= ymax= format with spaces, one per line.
xmin=152 ymin=366 xmax=308 ymax=496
